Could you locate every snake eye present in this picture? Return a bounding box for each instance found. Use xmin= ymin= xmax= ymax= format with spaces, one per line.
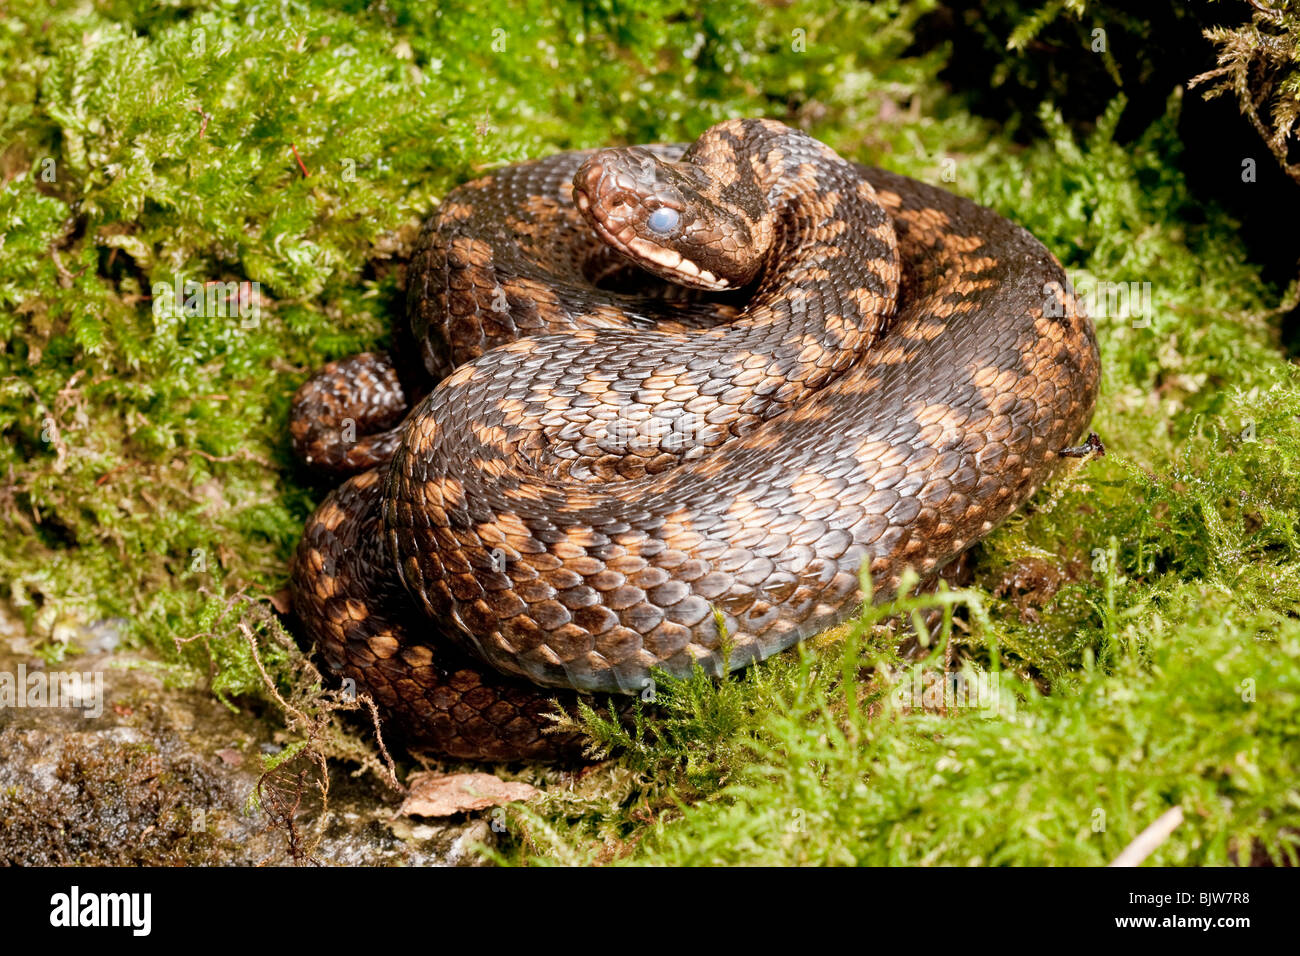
xmin=646 ymin=206 xmax=680 ymax=235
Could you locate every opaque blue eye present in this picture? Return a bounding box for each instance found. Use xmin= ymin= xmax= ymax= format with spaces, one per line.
xmin=647 ymin=206 xmax=679 ymax=234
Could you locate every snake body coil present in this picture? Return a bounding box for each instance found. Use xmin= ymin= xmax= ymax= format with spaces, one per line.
xmin=290 ymin=120 xmax=1099 ymax=761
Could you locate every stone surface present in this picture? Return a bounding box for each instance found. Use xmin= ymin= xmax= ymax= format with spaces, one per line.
xmin=0 ymin=613 xmax=493 ymax=866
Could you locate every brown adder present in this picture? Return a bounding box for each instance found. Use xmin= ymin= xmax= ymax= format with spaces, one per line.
xmin=289 ymin=119 xmax=1100 ymax=761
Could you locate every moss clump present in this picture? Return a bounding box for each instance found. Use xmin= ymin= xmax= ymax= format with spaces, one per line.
xmin=2 ymin=0 xmax=1298 ymax=866
xmin=1193 ymin=0 xmax=1300 ymax=186
xmin=0 ymin=730 xmax=232 ymax=865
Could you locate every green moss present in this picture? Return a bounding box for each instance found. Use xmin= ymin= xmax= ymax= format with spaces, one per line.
xmin=2 ymin=0 xmax=1298 ymax=866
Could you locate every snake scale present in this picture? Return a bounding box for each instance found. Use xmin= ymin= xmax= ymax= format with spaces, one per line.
xmin=290 ymin=119 xmax=1100 ymax=762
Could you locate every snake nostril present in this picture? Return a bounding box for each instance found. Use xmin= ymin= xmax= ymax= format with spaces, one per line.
xmin=600 ymin=191 xmax=637 ymax=221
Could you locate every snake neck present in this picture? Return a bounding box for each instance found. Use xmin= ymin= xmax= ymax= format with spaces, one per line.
xmin=688 ymin=121 xmax=906 ymax=405
xmin=683 ymin=119 xmax=901 ymax=313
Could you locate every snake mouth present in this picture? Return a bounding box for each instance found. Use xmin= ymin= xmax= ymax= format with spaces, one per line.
xmin=572 ymin=161 xmax=733 ymax=292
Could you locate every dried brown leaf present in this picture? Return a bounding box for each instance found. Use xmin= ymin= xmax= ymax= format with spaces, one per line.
xmin=400 ymin=772 xmax=539 ymax=818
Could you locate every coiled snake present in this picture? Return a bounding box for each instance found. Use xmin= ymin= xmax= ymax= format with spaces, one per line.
xmin=290 ymin=119 xmax=1099 ymax=761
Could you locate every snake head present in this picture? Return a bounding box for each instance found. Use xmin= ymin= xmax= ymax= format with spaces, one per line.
xmin=572 ymin=146 xmax=771 ymax=292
